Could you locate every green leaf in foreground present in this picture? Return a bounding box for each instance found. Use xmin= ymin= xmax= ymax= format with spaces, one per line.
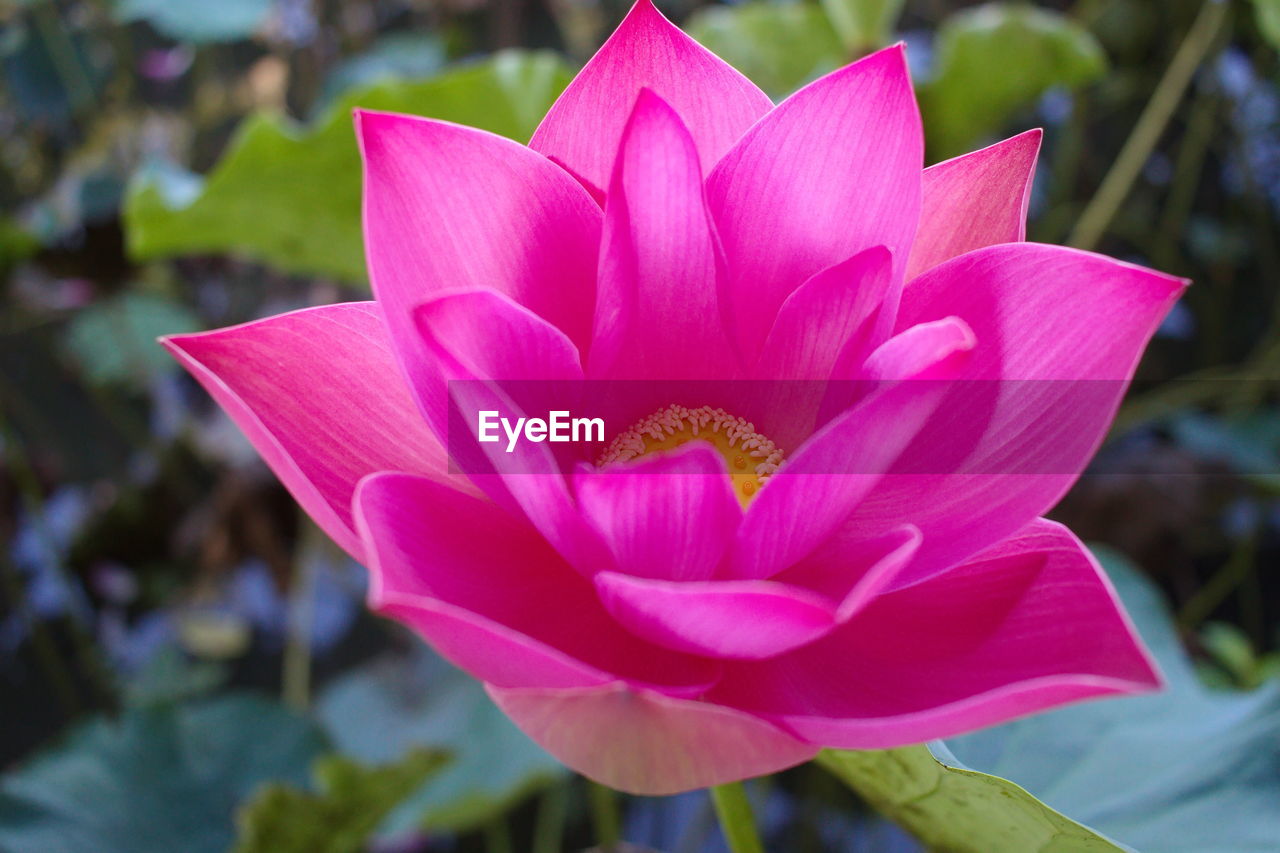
xmin=0 ymin=694 xmax=326 ymax=853
xmin=941 ymin=548 xmax=1280 ymax=853
xmin=818 ymin=747 xmax=1126 ymax=852
xmin=233 ymin=749 xmax=449 ymax=853
xmin=316 ymin=644 xmax=565 ymax=836
xmin=919 ymin=3 xmax=1106 ymax=158
xmin=124 ymin=52 xmax=573 ymax=282
xmin=685 ymin=2 xmax=845 ymax=97
xmin=822 ymin=548 xmax=1280 ymax=852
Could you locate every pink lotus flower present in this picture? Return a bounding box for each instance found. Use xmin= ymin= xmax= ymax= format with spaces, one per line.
xmin=164 ymin=0 xmax=1184 ymax=795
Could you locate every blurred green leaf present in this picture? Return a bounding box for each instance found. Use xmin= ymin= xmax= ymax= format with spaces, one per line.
xmin=111 ymin=0 xmax=275 ymax=43
xmin=1251 ymin=0 xmax=1280 ymax=49
xmin=233 ymin=749 xmax=449 ymax=853
xmin=316 ymin=646 xmax=565 ymax=836
xmin=124 ymin=51 xmax=573 ymax=282
xmin=63 ymin=291 xmax=200 ymax=388
xmin=920 ymin=3 xmax=1106 ymax=158
xmin=685 ymin=2 xmax=844 ymax=97
xmin=940 ymin=548 xmax=1280 ymax=852
xmin=0 ymin=218 xmax=39 ymax=269
xmin=819 ymin=0 xmax=904 ymax=52
xmin=0 ymin=694 xmax=327 ymax=853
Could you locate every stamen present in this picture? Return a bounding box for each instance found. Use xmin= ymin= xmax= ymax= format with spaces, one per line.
xmin=596 ymin=404 xmax=785 ymax=507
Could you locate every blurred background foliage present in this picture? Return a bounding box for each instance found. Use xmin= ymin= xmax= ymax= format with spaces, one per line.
xmin=0 ymin=0 xmax=1278 ymax=850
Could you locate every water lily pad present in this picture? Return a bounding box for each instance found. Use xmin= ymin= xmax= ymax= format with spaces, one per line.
xmin=124 ymin=52 xmax=573 ymax=282
xmin=821 ymin=547 xmax=1280 ymax=852
xmin=315 ymin=643 xmax=566 ymax=836
xmin=0 ymin=694 xmax=327 ymax=853
xmin=63 ymin=291 xmax=200 ymax=388
xmin=111 ymin=0 xmax=276 ymax=44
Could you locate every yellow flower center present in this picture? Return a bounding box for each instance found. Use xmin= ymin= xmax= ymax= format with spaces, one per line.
xmin=596 ymin=404 xmax=784 ymax=508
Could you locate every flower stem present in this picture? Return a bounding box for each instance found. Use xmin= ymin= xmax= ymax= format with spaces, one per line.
xmin=587 ymin=780 xmax=622 ymax=848
xmin=1068 ymin=0 xmax=1230 ymax=251
xmin=710 ymin=782 xmax=766 ymax=853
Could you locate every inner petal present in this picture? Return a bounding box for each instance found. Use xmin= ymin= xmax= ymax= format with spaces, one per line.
xmin=597 ymin=404 xmax=786 ymax=508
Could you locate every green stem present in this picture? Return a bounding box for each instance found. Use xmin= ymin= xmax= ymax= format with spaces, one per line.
xmin=587 ymin=780 xmax=622 ymax=848
xmin=710 ymin=782 xmax=766 ymax=853
xmin=483 ymin=817 xmax=514 ymax=853
xmin=1179 ymin=522 xmax=1260 ymax=631
xmin=1068 ymin=0 xmax=1230 ymax=251
xmin=281 ymin=529 xmax=315 ymax=712
xmin=531 ymin=781 xmax=569 ymax=853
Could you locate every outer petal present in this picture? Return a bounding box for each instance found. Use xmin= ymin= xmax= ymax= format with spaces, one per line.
xmin=594 ymin=573 xmax=836 ymax=659
xmin=591 ymin=90 xmax=735 ymax=380
xmin=907 ymin=129 xmax=1042 ymax=281
xmin=487 ymin=682 xmax=818 ymax=795
xmin=355 ymin=472 xmax=720 ymax=694
xmin=161 ymin=302 xmax=461 ymax=561
xmin=413 ymin=290 xmax=608 ymax=575
xmin=355 ymin=109 xmax=601 ymax=397
xmin=708 ymin=519 xmax=1162 ymax=748
xmin=773 ymin=524 xmax=922 ymax=620
xmin=593 ymin=530 xmax=918 ymax=660
xmin=529 ymin=0 xmax=772 ymax=199
xmin=843 ymin=243 xmax=1188 ymax=585
xmin=576 ymin=443 xmax=742 ymax=583
xmin=706 ymin=45 xmax=923 ymax=359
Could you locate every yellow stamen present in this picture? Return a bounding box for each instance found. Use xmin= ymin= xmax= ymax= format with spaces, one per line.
xmin=596 ymin=404 xmax=784 ymax=508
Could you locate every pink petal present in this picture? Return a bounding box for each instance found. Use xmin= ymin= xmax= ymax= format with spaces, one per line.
xmin=729 ymin=360 xmax=965 ymax=581
xmin=753 ymin=246 xmax=894 ymax=382
xmin=858 ymin=316 xmax=976 ymax=382
xmin=593 ymin=572 xmax=836 ymax=659
xmin=355 ymin=472 xmax=720 ymax=694
xmin=529 ymin=0 xmax=772 ymax=199
xmin=413 ymin=290 xmax=608 ymax=575
xmin=842 ymin=243 xmax=1188 ymax=585
xmin=907 ymin=129 xmax=1042 ymax=281
xmin=708 ymin=519 xmax=1161 ymax=748
xmin=747 ymin=246 xmax=895 ymax=451
xmin=411 ymin=286 xmax=583 ymax=434
xmin=487 ymin=681 xmax=818 ymax=795
xmin=706 ymin=45 xmax=923 ymax=359
xmin=591 ymin=90 xmax=736 ymax=380
xmin=355 ymin=108 xmax=601 ymax=393
xmin=774 ymin=524 xmax=922 ymax=621
xmin=161 ymin=302 xmax=462 ymax=561
xmin=576 ymin=443 xmax=742 ymax=583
